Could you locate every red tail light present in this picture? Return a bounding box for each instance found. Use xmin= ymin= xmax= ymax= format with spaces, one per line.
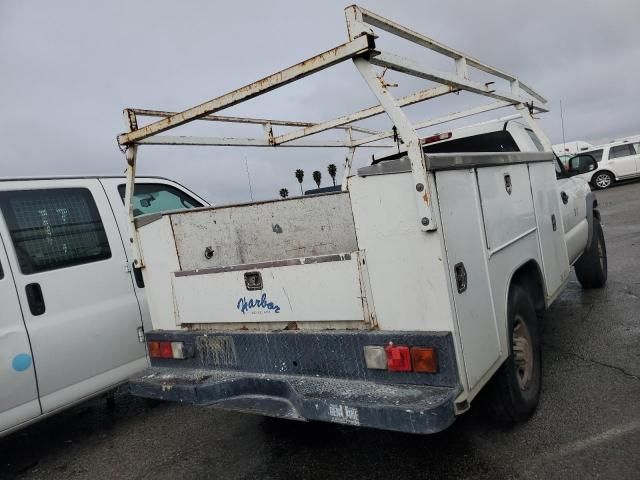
xmin=159 ymin=341 xmax=173 ymax=358
xmin=148 ymin=340 xmax=188 ymax=359
xmin=420 ymin=132 xmax=452 ymax=145
xmin=385 ymin=343 xmax=412 ymax=372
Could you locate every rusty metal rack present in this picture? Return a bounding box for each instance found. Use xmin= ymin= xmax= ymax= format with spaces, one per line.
xmin=118 ymin=4 xmax=550 ymax=266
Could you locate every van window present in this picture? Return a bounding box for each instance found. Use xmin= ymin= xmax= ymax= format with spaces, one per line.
xmin=609 ymin=144 xmax=634 ymax=159
xmin=633 ymin=143 xmax=640 ymax=154
xmin=584 ymin=149 xmax=604 ymax=163
xmin=117 ymin=183 xmax=203 ymax=217
xmin=0 ymin=188 xmax=111 ymax=274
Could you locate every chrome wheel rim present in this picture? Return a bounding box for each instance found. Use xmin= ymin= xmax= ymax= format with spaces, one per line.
xmin=512 ymin=315 xmax=533 ymax=390
xmin=595 ymin=174 xmax=611 ymax=188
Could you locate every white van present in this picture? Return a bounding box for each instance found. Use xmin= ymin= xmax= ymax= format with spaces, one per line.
xmin=575 ymin=139 xmax=640 ymax=189
xmin=0 ymin=175 xmax=207 ymax=437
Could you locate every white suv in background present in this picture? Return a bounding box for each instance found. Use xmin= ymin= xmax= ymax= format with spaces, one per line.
xmin=576 ymin=140 xmax=640 ymax=189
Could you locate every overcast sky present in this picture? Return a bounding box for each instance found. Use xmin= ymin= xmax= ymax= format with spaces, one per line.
xmin=1 ymin=0 xmax=638 ymax=204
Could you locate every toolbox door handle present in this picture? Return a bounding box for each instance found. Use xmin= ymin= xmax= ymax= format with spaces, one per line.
xmin=454 ymin=262 xmax=467 ymax=293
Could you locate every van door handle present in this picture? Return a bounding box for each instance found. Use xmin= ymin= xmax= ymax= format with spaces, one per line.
xmin=25 ymin=283 xmax=46 ymax=316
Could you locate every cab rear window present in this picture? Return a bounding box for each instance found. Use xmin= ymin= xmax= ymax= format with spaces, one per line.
xmin=118 ymin=184 xmax=202 ymax=217
xmin=423 ymin=131 xmax=520 ymax=154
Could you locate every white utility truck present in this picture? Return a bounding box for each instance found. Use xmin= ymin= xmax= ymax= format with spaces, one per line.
xmin=118 ymin=6 xmax=607 ymax=433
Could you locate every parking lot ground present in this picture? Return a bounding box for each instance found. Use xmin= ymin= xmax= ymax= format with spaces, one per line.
xmin=2 ymin=181 xmax=639 ymax=480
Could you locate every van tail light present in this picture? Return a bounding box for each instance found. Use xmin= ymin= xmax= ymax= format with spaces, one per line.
xmin=420 ymin=132 xmax=452 ymax=145
xmin=148 ymin=340 xmax=190 ymax=360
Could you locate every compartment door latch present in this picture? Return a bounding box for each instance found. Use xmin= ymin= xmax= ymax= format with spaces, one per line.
xmin=454 ymin=262 xmax=467 ymax=293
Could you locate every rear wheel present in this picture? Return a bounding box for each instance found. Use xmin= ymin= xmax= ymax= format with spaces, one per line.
xmin=592 ymin=171 xmax=614 ymax=190
xmin=575 ymin=217 xmax=607 ymax=288
xmin=483 ymin=285 xmax=541 ymax=424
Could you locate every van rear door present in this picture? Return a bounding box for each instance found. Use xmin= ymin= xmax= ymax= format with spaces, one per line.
xmin=0 ymin=179 xmax=147 ymax=414
xmin=0 ymin=233 xmax=40 ymax=434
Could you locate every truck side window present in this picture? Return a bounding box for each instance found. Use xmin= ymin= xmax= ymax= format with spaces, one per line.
xmin=0 ymin=189 xmax=111 ymax=274
xmin=117 ymin=184 xmax=203 ymax=217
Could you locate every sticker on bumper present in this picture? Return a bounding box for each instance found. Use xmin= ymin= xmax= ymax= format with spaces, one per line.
xmin=328 ymin=404 xmax=360 ymax=426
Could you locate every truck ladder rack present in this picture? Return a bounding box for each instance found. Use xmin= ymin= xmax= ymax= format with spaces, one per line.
xmin=118 ymin=4 xmax=550 ymax=266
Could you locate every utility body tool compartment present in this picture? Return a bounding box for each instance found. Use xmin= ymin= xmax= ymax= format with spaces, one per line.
xmin=138 ymin=192 xmax=375 ymax=329
xmin=172 ymin=252 xmax=371 ymax=325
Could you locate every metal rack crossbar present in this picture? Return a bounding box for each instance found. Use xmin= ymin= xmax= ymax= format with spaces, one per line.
xmin=118 ymin=4 xmax=551 ymax=266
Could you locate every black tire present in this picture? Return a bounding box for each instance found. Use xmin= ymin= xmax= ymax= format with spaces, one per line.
xmin=591 ymin=171 xmax=614 ymax=190
xmin=483 ymin=285 xmax=541 ymax=424
xmin=575 ymin=217 xmax=607 ymax=288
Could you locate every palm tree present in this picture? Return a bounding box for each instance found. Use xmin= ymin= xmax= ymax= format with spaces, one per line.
xmin=327 ymin=163 xmax=337 ymax=186
xmin=295 ymin=169 xmax=304 ymax=195
xmin=312 ymin=170 xmax=322 ymax=188
xmin=279 ymin=188 xmax=289 ymax=199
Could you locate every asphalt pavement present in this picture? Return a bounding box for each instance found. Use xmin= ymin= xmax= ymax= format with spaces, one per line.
xmin=2 ymin=181 xmax=639 ymax=480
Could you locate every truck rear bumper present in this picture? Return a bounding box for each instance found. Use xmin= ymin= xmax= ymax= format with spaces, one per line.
xmin=130 ymin=367 xmax=459 ymax=434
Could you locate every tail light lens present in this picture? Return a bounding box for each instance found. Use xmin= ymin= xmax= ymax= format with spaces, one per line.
xmin=148 ymin=340 xmax=189 ymax=360
xmin=364 ymin=344 xmax=438 ymax=373
xmin=148 ymin=341 xmax=162 ymax=358
xmin=410 ymin=347 xmax=438 ymax=373
xmin=363 ymin=346 xmax=387 ymax=370
xmin=385 ymin=343 xmax=412 ymax=372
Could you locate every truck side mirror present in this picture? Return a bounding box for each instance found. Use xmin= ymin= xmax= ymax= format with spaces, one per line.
xmin=568 ymin=154 xmax=597 ymax=176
